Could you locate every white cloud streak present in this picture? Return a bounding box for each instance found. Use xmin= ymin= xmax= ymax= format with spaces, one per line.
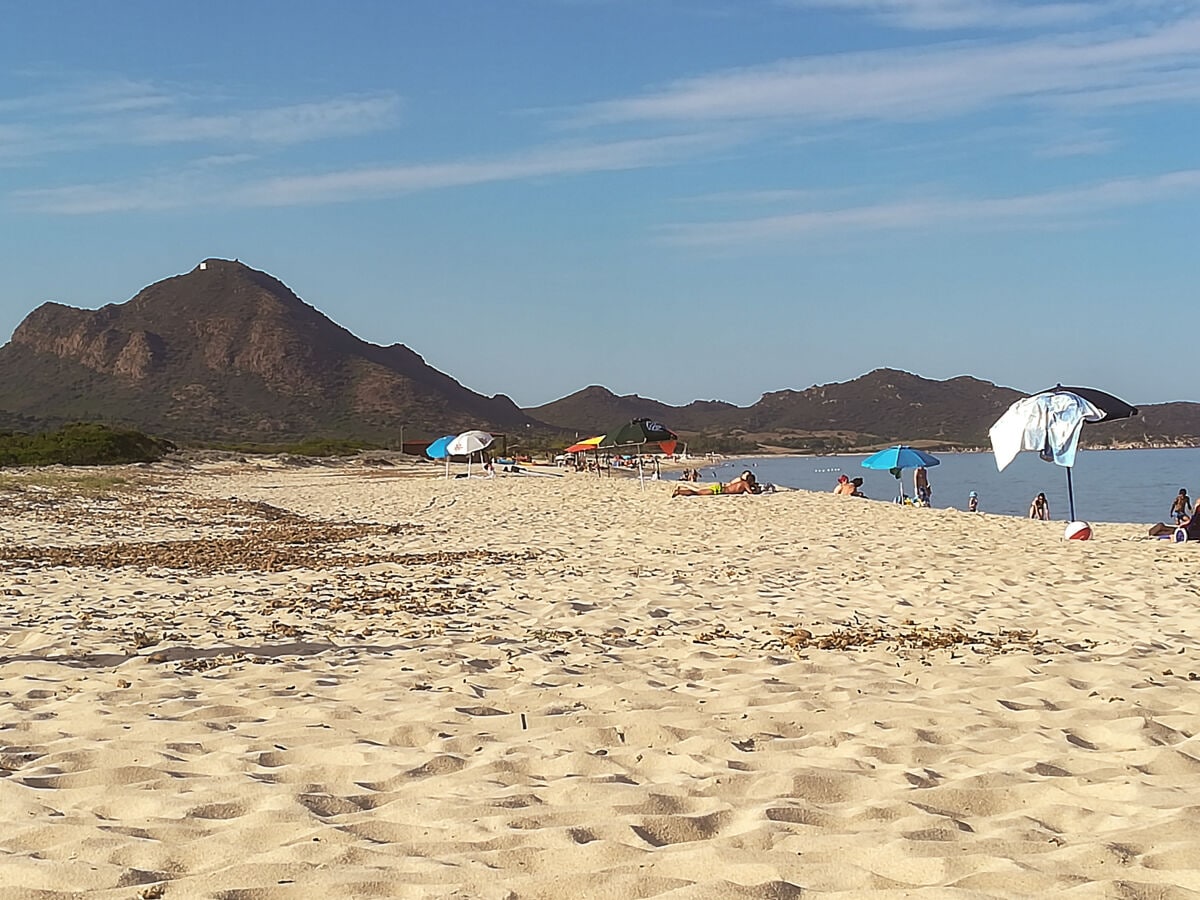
xmin=659 ymin=169 xmax=1200 ymax=244
xmin=13 ymin=133 xmax=732 ymax=214
xmin=0 ymin=80 xmax=401 ymax=158
xmin=115 ymin=96 xmax=400 ymax=145
xmin=0 ymin=77 xmax=172 ymax=116
xmin=579 ymin=15 xmax=1200 ymax=125
xmin=780 ymin=0 xmax=1112 ymax=31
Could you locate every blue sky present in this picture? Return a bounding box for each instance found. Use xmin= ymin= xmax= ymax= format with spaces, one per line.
xmin=3 ymin=0 xmax=1199 ymax=409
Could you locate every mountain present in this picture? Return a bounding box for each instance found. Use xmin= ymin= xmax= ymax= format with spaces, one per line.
xmin=2 ymin=258 xmax=1197 ymax=450
xmin=743 ymin=370 xmax=1024 ymax=447
xmin=1096 ymin=402 xmax=1200 ymax=447
xmin=528 ymin=386 xmax=743 ymax=435
xmin=0 ymin=259 xmax=540 ymax=442
xmin=532 ymin=370 xmax=1200 ymax=450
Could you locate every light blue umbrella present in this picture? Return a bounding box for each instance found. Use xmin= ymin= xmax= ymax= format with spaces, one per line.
xmin=861 ymin=445 xmax=940 ymax=502
xmin=425 ymin=435 xmax=456 ymax=459
xmin=425 ymin=434 xmax=458 ymax=478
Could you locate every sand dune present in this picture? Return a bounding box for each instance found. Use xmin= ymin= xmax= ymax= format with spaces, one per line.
xmin=2 ymin=460 xmax=1200 ymax=898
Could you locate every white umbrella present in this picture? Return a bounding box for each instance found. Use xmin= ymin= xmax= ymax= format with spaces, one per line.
xmin=447 ymin=430 xmax=494 ymax=476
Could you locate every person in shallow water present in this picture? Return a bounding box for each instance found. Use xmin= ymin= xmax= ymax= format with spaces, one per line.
xmin=672 ymin=471 xmax=760 ymax=497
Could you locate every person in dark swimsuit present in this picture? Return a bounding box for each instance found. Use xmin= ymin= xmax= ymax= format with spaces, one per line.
xmin=1170 ymin=488 xmax=1192 ymax=525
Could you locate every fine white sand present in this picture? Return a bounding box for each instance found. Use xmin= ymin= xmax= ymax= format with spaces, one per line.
xmin=2 ymin=459 xmax=1200 ymax=898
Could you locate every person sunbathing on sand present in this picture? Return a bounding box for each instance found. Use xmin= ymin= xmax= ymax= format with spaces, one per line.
xmin=834 ymin=476 xmax=866 ymax=497
xmin=672 ymin=471 xmax=760 ymax=497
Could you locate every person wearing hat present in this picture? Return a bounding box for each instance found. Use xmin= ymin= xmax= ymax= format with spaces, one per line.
xmin=967 ymin=490 xmax=979 ymax=513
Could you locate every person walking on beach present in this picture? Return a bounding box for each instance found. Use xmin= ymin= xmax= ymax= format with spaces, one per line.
xmin=914 ymin=466 xmax=931 ymax=506
xmin=1029 ymin=492 xmax=1050 ymax=520
xmin=1171 ymin=488 xmax=1192 ymax=525
xmin=967 ymin=490 xmax=978 ymax=512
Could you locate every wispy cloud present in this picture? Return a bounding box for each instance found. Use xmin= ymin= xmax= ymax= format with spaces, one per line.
xmin=112 ymin=95 xmax=400 ymax=145
xmin=658 ymin=169 xmax=1200 ymax=244
xmin=578 ymin=15 xmax=1200 ymax=125
xmin=778 ymin=0 xmax=1111 ymax=31
xmin=0 ymin=77 xmax=172 ymax=116
xmin=1033 ymin=130 xmax=1116 ymax=158
xmin=13 ymin=133 xmax=733 ymax=213
xmin=0 ymin=78 xmax=401 ymax=159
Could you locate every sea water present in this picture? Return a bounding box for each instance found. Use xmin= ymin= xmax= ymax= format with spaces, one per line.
xmin=691 ymin=447 xmax=1200 ymax=525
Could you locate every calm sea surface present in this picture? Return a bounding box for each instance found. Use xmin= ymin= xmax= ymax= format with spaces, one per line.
xmin=690 ymin=448 xmax=1200 ymax=525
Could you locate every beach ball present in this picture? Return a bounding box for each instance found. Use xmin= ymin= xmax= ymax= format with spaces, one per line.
xmin=1064 ymin=521 xmax=1093 ymax=541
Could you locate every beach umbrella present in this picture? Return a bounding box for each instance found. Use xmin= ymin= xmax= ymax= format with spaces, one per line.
xmin=565 ymin=435 xmax=605 ymax=478
xmin=447 ymin=430 xmax=494 ymax=477
xmin=989 ymin=384 xmax=1138 ymax=527
xmin=598 ymin=418 xmax=678 ymax=489
xmin=425 ymin=435 xmax=456 ymax=459
xmin=565 ymin=435 xmax=604 ymax=453
xmin=1034 ymin=385 xmax=1138 ymax=423
xmin=447 ymin=430 xmax=494 ymax=456
xmin=598 ymin=418 xmax=677 ymax=451
xmin=861 ymin=445 xmax=941 ymax=502
xmin=425 ymin=434 xmax=458 ymax=479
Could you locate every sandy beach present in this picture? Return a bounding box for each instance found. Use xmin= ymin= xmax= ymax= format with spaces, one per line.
xmin=2 ymin=458 xmax=1200 ymax=898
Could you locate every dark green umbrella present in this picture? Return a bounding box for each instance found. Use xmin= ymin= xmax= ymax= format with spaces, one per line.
xmin=598 ymin=418 xmax=678 ymax=489
xmin=598 ymin=418 xmax=677 ymax=449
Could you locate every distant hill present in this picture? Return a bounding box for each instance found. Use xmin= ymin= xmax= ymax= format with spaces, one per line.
xmin=1 ymin=258 xmax=1196 ymax=451
xmin=528 ymin=386 xmax=743 ymax=435
xmin=531 ymin=369 xmax=1200 ymax=451
xmin=1096 ymin=402 xmax=1200 ymax=447
xmin=0 ymin=259 xmax=541 ymax=442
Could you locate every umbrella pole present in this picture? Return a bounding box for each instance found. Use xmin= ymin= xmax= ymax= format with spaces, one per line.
xmin=1066 ymin=467 xmax=1076 ymax=521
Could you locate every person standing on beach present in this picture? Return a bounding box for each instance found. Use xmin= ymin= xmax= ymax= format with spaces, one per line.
xmin=1029 ymin=492 xmax=1050 ymax=520
xmin=1171 ymin=488 xmax=1192 ymax=525
xmin=967 ymin=491 xmax=978 ymax=512
xmin=914 ymin=466 xmax=931 ymax=506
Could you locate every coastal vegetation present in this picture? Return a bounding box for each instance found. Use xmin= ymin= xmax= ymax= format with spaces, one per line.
xmin=0 ymin=423 xmax=174 ymax=468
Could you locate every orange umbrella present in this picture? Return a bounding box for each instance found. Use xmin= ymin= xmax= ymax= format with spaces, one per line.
xmin=565 ymin=435 xmax=604 ymax=453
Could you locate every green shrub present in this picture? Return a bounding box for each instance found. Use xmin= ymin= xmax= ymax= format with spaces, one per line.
xmin=0 ymin=423 xmax=175 ymax=467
